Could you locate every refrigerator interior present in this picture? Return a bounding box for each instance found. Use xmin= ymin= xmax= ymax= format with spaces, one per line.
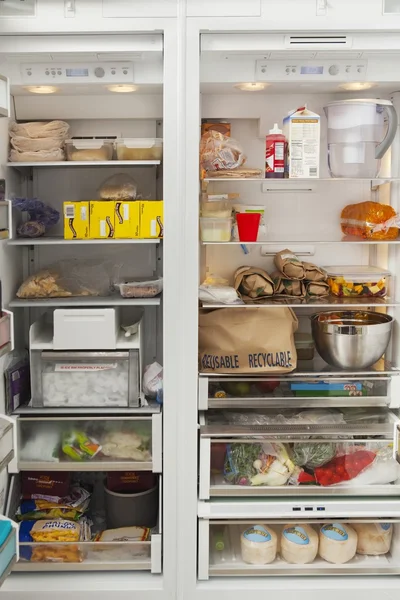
xmin=196 ymin=35 xmax=400 ymax=583
xmin=0 ymin=33 xmax=165 ymax=579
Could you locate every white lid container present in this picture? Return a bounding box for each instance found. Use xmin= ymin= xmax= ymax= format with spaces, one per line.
xmin=200 ymin=217 xmax=232 ymax=242
xmin=65 ymin=138 xmax=114 ymax=161
xmin=115 ymin=138 xmax=163 ymax=161
xmin=325 ymin=266 xmax=390 ymax=279
xmin=116 ymin=138 xmax=163 ymax=148
xmin=65 ymin=138 xmax=114 ymax=149
xmin=53 ymin=308 xmax=120 ymax=350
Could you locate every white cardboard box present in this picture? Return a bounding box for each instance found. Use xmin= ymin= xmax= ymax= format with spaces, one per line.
xmin=283 ymin=105 xmax=320 ymax=178
xmin=53 ymin=308 xmax=120 ymax=350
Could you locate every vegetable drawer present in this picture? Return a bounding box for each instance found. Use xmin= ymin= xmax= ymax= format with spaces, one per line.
xmin=199 ymin=409 xmax=400 ymax=498
xmin=12 ymin=414 xmax=162 ymax=473
xmin=198 ymin=518 xmax=400 ymax=580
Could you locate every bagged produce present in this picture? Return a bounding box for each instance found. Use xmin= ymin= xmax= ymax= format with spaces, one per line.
xmin=9 ymin=120 xmax=69 ymax=139
xmin=143 ymin=362 xmax=163 ymax=398
xmin=272 ymin=271 xmax=306 ymax=298
xmin=199 ymin=307 xmax=298 ymax=374
xmin=234 ymin=266 xmax=274 ymax=302
xmin=12 ymin=197 xmax=60 ymax=238
xmin=274 ymin=249 xmax=305 ymax=280
xmin=341 ymin=201 xmax=398 ymax=240
xmin=200 ymin=130 xmax=246 ymax=171
xmin=224 ymin=442 xmax=296 ymax=487
xmin=99 ymin=173 xmax=138 ymax=200
xmin=16 ymin=259 xmax=113 ymax=298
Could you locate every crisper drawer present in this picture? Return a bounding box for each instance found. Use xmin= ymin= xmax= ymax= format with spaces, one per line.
xmin=31 ymin=350 xmax=140 ymax=408
xmin=198 ymin=518 xmax=400 ymax=580
xmin=13 ymin=415 xmax=162 ymax=472
xmin=199 ymin=409 xmax=400 ymax=499
xmin=199 ymin=374 xmax=393 ymax=410
xmin=6 ymin=474 xmax=162 ymax=573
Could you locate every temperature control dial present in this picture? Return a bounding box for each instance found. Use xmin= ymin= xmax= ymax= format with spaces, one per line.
xmin=94 ymin=67 xmax=105 ymax=78
xmin=328 ymin=65 xmax=339 ymax=76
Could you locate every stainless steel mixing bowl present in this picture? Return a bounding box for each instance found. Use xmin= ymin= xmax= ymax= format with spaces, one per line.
xmin=310 ymin=311 xmax=393 ymax=369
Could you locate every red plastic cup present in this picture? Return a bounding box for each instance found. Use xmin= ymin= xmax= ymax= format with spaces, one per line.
xmin=236 ymin=212 xmax=261 ymax=242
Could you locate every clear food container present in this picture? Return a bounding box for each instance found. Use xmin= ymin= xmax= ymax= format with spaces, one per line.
xmin=115 ymin=138 xmax=163 ymax=161
xmin=325 ymin=266 xmax=390 ymax=298
xmin=65 ymin=139 xmax=114 ymax=161
xmin=116 ymin=277 xmax=163 ymax=299
xmin=30 ymin=350 xmax=140 ymax=408
xmin=200 ymin=217 xmax=232 ymax=242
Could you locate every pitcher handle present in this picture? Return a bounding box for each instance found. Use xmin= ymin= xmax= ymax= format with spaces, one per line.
xmin=376 ymin=104 xmax=398 ymax=160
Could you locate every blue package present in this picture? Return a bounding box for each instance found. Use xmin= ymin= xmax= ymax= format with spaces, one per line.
xmin=290 ymin=382 xmax=362 ymax=391
xmin=18 ymin=521 xmax=35 ymax=561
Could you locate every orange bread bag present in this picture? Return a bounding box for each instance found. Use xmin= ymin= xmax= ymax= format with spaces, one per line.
xmin=341 ymin=201 xmax=398 ymax=240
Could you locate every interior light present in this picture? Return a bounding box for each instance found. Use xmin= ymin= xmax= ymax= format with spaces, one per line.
xmin=234 ymin=82 xmax=269 ymax=91
xmin=107 ymin=84 xmax=138 ymax=93
xmin=24 ymin=86 xmax=59 ymax=94
xmin=339 ymin=82 xmax=377 ymax=91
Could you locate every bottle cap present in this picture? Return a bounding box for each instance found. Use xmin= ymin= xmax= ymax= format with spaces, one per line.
xmin=269 ymin=123 xmax=283 ymax=134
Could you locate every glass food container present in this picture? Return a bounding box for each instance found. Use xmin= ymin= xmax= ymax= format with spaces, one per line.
xmin=115 ymin=138 xmax=163 ymax=161
xmin=325 ymin=266 xmax=390 ymax=298
xmin=200 ymin=217 xmax=232 ymax=242
xmin=65 ymin=139 xmax=115 ymax=161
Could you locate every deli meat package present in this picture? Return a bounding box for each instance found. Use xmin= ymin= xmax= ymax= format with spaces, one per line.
xmin=199 ymin=307 xmax=298 ymax=374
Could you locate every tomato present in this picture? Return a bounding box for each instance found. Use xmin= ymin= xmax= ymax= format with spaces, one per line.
xmin=256 ymin=381 xmax=280 ymax=393
xmin=324 ymin=469 xmax=334 ymax=479
xmin=319 ymin=477 xmax=330 ymax=487
xmin=335 ymin=464 xmax=345 ymax=476
xmin=331 ymin=473 xmax=342 ymax=484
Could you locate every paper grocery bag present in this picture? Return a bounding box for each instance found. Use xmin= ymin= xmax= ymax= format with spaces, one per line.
xmin=272 ymin=271 xmax=306 ymax=298
xmin=306 ymin=281 xmax=330 ymax=297
xmin=274 ymin=249 xmax=305 ymax=280
xmin=234 ymin=266 xmax=274 ymax=302
xmin=303 ymin=262 xmax=327 ymax=282
xmin=199 ymin=307 xmax=298 ymax=374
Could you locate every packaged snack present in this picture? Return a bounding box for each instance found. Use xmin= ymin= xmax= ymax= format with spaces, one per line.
xmin=19 ymin=518 xmax=90 ymax=563
xmin=62 ymin=431 xmax=102 ymax=461
xmin=341 ymin=201 xmax=398 ymax=240
xmin=17 ymin=487 xmax=91 ymax=521
xmin=21 ymin=472 xmax=71 ymax=501
xmin=200 ymin=130 xmax=245 ymax=171
xmin=20 ymin=519 xmax=81 ymax=542
xmin=95 ymin=526 xmax=150 ymax=542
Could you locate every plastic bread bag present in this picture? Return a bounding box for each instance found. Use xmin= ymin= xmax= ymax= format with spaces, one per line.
xmin=341 ymin=201 xmax=398 ymax=240
xmin=199 ymin=284 xmax=242 ymax=305
xmin=12 ymin=197 xmax=60 ymax=238
xmin=143 ymin=362 xmax=163 ymax=398
xmin=16 ymin=259 xmax=116 ymax=298
xmin=98 ymin=173 xmax=138 ymax=200
xmin=9 ymin=120 xmax=70 ymax=139
xmin=200 ymin=130 xmax=246 ymax=171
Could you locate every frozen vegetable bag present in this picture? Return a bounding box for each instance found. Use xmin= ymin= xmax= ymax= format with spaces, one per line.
xmin=199 ymin=307 xmax=298 ymax=374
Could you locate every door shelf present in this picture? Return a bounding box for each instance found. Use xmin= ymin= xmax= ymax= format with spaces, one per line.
xmin=8 ymin=237 xmax=160 ymax=246
xmin=201 ymin=236 xmax=400 ymax=245
xmin=13 ymin=414 xmax=162 ymax=473
xmin=9 ymin=295 xmax=161 ymax=308
xmin=6 ymin=160 xmax=161 ymax=174
xmin=199 ymin=520 xmax=400 ymax=580
xmin=200 ymin=296 xmax=400 ymax=309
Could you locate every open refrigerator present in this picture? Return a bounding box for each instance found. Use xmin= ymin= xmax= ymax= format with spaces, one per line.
xmin=0 ymin=32 xmax=167 ymax=592
xmin=195 ymin=32 xmax=400 ymax=583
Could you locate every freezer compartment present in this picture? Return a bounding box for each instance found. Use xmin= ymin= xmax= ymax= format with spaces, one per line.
xmin=198 ymin=519 xmax=400 ymax=579
xmin=199 ymin=409 xmax=400 ymax=498
xmin=30 ymin=350 xmax=140 ymax=408
xmin=15 ymin=414 xmax=162 ymax=472
xmin=199 ymin=374 xmax=391 ymax=410
xmin=6 ymin=474 xmax=162 ymax=573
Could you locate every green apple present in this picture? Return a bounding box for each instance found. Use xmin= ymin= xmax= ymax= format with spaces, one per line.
xmin=222 ymin=382 xmax=252 ymax=397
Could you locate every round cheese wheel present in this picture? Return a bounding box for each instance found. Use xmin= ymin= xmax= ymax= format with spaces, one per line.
xmin=319 ymin=523 xmax=357 ymax=564
xmin=280 ymin=524 xmax=318 ymax=564
xmin=352 ymin=523 xmax=393 ymax=556
xmin=241 ymin=525 xmax=277 ymax=565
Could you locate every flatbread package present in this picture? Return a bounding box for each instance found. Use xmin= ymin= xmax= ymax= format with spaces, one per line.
xmin=199 ymin=307 xmax=298 ymax=374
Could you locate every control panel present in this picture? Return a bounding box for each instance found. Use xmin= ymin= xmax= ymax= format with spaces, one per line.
xmin=256 ymin=59 xmax=368 ymax=82
xmin=20 ymin=63 xmax=134 ymax=84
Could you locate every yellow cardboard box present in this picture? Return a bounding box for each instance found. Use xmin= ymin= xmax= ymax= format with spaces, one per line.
xmin=140 ymin=201 xmax=163 ymax=239
xmin=89 ymin=201 xmax=115 ymax=239
xmin=114 ymin=201 xmax=140 ymax=239
xmin=63 ymin=201 xmax=89 ymax=240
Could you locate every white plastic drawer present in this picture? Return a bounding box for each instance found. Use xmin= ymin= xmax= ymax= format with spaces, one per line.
xmin=0 ymin=520 xmax=17 ymax=587
xmin=53 ymin=308 xmax=121 ymax=350
xmin=198 ymin=518 xmax=400 ymax=580
xmin=199 ymin=410 xmax=400 ymax=499
xmin=14 ymin=414 xmax=162 ymax=473
xmin=0 ymin=418 xmax=15 ymax=475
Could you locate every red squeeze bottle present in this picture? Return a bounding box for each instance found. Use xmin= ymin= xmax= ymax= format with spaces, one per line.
xmin=265 ymin=123 xmax=286 ymax=179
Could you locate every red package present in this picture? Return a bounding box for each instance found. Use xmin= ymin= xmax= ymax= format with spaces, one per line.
xmin=21 ymin=472 xmax=71 ymax=501
xmin=314 ymin=450 xmax=376 ymax=487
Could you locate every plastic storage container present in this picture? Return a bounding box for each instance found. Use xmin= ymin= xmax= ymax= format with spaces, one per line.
xmin=294 ymin=333 xmax=315 ymax=360
xmin=65 ymin=139 xmax=114 ymax=161
xmin=116 ymin=278 xmax=163 ymax=299
xmin=53 ymin=308 xmax=120 ymax=350
xmin=116 ymin=138 xmax=163 ymax=161
xmin=325 ymin=266 xmax=390 ymax=297
xmin=104 ymin=482 xmax=159 ymax=529
xmin=200 ymin=217 xmax=232 ymax=242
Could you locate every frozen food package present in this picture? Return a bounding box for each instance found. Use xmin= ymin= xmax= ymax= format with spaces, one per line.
xmin=61 ymin=430 xmax=102 ymax=461
xmin=234 ymin=267 xmax=274 ymax=302
xmin=12 ymin=197 xmax=60 ymax=238
xmin=143 ymin=362 xmax=163 ymax=398
xmin=341 ymin=201 xmax=398 ymax=240
xmin=19 ymin=519 xmax=88 ymax=563
xmin=200 ymin=130 xmax=246 ymax=171
xmin=16 ymin=259 xmax=114 ymax=298
xmin=21 ymin=472 xmax=71 ymax=501
xmin=9 ymin=121 xmax=70 ymax=140
xmin=99 ymin=174 xmax=138 ymax=200
xmin=95 ymin=526 xmax=150 ymax=542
